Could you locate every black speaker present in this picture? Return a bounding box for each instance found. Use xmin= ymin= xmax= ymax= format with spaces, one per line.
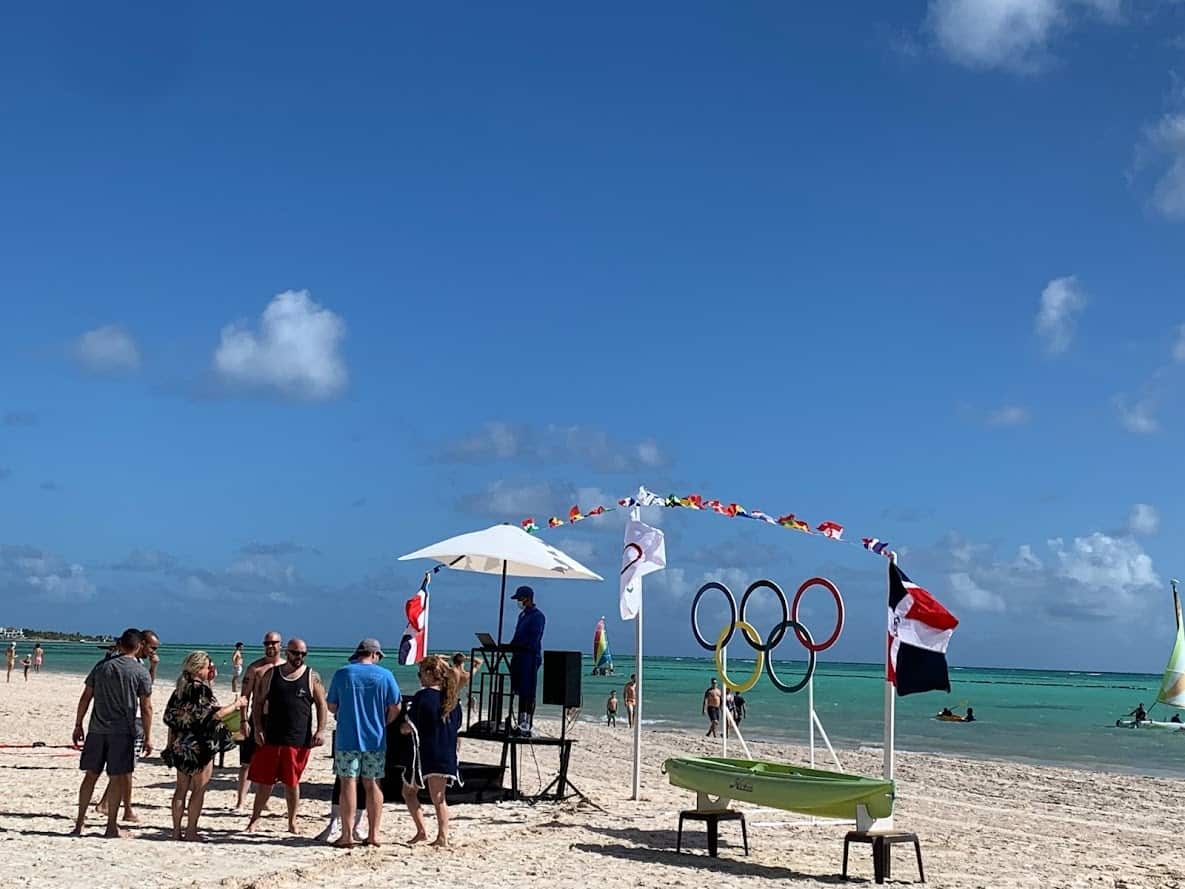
xmin=542 ymin=650 xmax=582 ymax=707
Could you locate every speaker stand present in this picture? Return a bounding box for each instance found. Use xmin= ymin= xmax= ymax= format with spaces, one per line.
xmin=532 ymin=707 xmax=593 ymax=806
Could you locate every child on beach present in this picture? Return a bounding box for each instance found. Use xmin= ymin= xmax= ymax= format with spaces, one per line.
xmin=162 ymin=651 xmax=244 ymax=841
xmin=401 ymin=654 xmax=461 ymax=848
xmin=606 ymin=690 xmax=618 ymax=727
xmin=21 ymin=654 xmax=31 ymax=681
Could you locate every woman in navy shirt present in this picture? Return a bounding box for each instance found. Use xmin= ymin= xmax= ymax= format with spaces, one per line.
xmin=401 ymin=654 xmax=461 ymax=847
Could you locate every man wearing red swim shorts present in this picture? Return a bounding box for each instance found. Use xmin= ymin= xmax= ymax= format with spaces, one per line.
xmin=246 ymin=637 xmax=326 ymax=833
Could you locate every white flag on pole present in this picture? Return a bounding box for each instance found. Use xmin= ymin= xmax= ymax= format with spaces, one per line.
xmin=620 ymin=515 xmax=665 ymax=621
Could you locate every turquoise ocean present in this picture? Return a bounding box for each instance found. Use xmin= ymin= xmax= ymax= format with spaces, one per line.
xmin=17 ymin=640 xmax=1179 ymax=778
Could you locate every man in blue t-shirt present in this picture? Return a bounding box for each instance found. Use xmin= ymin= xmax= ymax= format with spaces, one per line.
xmin=327 ymin=638 xmax=401 ymax=848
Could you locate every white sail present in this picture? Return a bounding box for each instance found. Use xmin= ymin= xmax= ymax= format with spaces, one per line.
xmin=1156 ymin=580 xmax=1185 ymax=710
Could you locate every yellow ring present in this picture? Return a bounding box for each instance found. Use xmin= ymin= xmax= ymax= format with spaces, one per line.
xmin=714 ymin=621 xmax=764 ymax=693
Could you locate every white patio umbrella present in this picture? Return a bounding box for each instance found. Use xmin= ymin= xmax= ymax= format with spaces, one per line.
xmin=398 ymin=523 xmax=603 ymax=642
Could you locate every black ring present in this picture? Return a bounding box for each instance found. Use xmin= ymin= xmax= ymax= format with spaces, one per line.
xmin=691 ymin=582 xmax=738 ymax=651
xmin=737 ymin=580 xmax=790 ymax=652
xmin=764 ymin=619 xmax=816 ymax=693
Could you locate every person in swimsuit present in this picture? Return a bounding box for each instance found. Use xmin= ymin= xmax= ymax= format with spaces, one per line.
xmin=162 ymin=651 xmax=244 ymax=840
xmin=32 ymin=643 xmax=43 ymax=674
xmin=231 ymin=642 xmax=244 ymax=693
xmin=623 ymin=674 xmax=638 ymax=728
xmin=401 ymin=654 xmax=461 ymax=848
xmin=702 ymin=678 xmax=722 ymax=737
xmin=235 ymin=631 xmax=285 ymax=810
xmin=6 ymin=643 xmax=15 ymax=683
xmin=606 ymin=690 xmax=618 ymax=726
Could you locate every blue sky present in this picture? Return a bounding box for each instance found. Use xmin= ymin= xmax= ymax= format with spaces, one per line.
xmin=1 ymin=2 xmax=1183 ymax=672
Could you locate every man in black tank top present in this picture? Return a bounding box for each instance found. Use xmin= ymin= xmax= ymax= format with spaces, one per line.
xmin=246 ymin=638 xmax=327 ymax=833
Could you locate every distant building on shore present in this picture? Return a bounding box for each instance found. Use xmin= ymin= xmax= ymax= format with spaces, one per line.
xmin=0 ymin=626 xmax=26 ymax=640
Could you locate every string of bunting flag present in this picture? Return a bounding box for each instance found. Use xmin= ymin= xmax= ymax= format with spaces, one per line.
xmin=518 ymin=485 xmax=898 ymax=560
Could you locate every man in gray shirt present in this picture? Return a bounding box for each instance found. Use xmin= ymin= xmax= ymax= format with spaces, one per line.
xmin=71 ymin=628 xmax=153 ymax=838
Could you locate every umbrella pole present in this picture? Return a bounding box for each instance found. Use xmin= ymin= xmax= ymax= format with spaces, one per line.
xmin=497 ymin=560 xmax=508 ymax=644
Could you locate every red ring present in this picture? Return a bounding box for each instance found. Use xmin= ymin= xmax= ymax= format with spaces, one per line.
xmin=790 ymin=576 xmax=844 ymax=652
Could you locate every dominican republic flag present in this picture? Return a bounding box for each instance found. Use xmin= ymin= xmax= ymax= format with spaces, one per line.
xmin=398 ymin=576 xmax=430 ymax=665
xmin=887 ymin=562 xmax=958 ymax=696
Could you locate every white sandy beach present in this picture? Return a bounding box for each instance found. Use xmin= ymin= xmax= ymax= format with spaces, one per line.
xmin=0 ymin=672 xmax=1181 ymax=888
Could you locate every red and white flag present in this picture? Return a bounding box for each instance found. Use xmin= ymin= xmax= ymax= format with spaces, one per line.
xmin=817 ymin=521 xmax=844 ymax=540
xmin=887 ymin=562 xmax=958 ymax=696
xmin=398 ymin=575 xmax=430 ymax=665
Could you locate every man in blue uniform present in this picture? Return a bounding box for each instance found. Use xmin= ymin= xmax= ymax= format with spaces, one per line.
xmin=509 ymin=586 xmax=545 ymax=736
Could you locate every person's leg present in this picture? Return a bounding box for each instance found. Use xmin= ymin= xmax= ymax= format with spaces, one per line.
xmin=171 ymin=770 xmax=191 ymax=839
xmin=335 ymin=776 xmax=358 ymax=847
xmin=72 ymin=770 xmax=102 ymax=835
xmin=402 ymin=781 xmax=427 ymax=843
xmin=427 ymin=776 xmax=449 ymax=847
xmin=362 ymin=776 xmax=384 ymax=845
xmin=95 ymin=782 xmax=110 ymax=815
xmin=236 ymin=766 xmax=250 ymax=810
xmin=284 ymin=782 xmax=300 ymax=833
xmin=246 ymin=781 xmax=273 ymax=831
xmin=121 ymin=774 xmax=137 ymax=822
xmin=104 ymin=774 xmax=131 ymax=837
xmin=184 ymin=762 xmax=213 ymax=841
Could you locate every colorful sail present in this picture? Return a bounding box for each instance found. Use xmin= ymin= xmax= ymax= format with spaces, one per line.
xmin=1157 ymin=580 xmax=1185 ymax=709
xmin=593 ymin=617 xmax=613 ymax=673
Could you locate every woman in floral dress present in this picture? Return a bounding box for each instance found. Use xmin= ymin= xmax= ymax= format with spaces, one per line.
xmin=163 ymin=650 xmax=244 ymax=840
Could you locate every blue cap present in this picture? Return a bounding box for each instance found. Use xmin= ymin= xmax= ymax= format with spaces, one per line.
xmin=511 ymin=585 xmax=534 ymax=601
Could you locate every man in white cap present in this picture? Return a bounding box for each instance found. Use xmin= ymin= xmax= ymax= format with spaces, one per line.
xmin=326 ymin=638 xmax=401 ymax=848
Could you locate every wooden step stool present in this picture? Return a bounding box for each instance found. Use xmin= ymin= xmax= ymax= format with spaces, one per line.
xmin=842 ymin=829 xmax=925 ymax=884
xmin=676 ymin=809 xmax=749 ymax=858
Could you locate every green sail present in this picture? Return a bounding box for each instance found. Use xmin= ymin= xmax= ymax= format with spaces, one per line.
xmin=1156 ymin=583 xmax=1185 ymax=710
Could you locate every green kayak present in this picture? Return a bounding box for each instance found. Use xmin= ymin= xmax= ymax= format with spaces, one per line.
xmin=663 ymin=756 xmax=895 ymax=821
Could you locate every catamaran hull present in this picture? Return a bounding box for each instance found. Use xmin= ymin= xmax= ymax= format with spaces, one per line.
xmin=1114 ymin=719 xmax=1185 ymax=731
xmin=663 ymin=756 xmax=895 ymax=820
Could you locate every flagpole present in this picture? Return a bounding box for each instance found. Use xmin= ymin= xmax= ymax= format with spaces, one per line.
xmin=632 ymin=580 xmax=643 ymax=801
xmin=884 ymin=554 xmax=896 ymax=785
xmin=423 ymin=574 xmax=431 ymax=657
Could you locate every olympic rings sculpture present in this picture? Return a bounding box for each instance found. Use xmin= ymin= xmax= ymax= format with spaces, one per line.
xmin=690 ymin=577 xmax=845 ymax=695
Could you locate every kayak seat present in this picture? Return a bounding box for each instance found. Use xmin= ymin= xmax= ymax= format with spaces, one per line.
xmin=843 ymin=829 xmax=924 ymax=884
xmin=676 ymin=808 xmax=748 ymax=858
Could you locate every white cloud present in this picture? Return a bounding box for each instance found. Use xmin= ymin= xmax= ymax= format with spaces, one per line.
xmin=1128 ymin=503 xmax=1160 ymax=536
xmin=1114 ymin=394 xmax=1159 ymax=434
xmin=947 ymin=571 xmax=1007 ymax=612
xmin=1048 ymin=532 xmax=1159 ymax=595
xmin=1141 ymin=113 xmax=1185 ymax=221
xmin=925 ymin=0 xmax=1120 ymax=74
xmin=73 ymin=324 xmax=141 ymax=376
xmin=1013 ymin=544 xmax=1043 ymax=571
xmin=213 ymin=290 xmax=347 ymax=400
xmin=444 ymin=422 xmax=668 ymax=473
xmin=0 ymin=546 xmax=97 ymax=603
xmin=1036 ymin=276 xmax=1086 ymax=355
xmin=26 ymin=564 xmax=96 ymax=603
xmin=636 ymin=439 xmax=664 ymax=467
xmin=227 ymin=555 xmax=297 ymax=585
xmin=1173 ymin=323 xmax=1185 ymax=362
xmin=985 ymin=405 xmax=1030 ymax=426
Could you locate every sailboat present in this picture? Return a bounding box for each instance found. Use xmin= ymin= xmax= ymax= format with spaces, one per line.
xmin=1115 ymin=579 xmax=1185 ymax=730
xmin=592 ymin=616 xmax=614 ymax=676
